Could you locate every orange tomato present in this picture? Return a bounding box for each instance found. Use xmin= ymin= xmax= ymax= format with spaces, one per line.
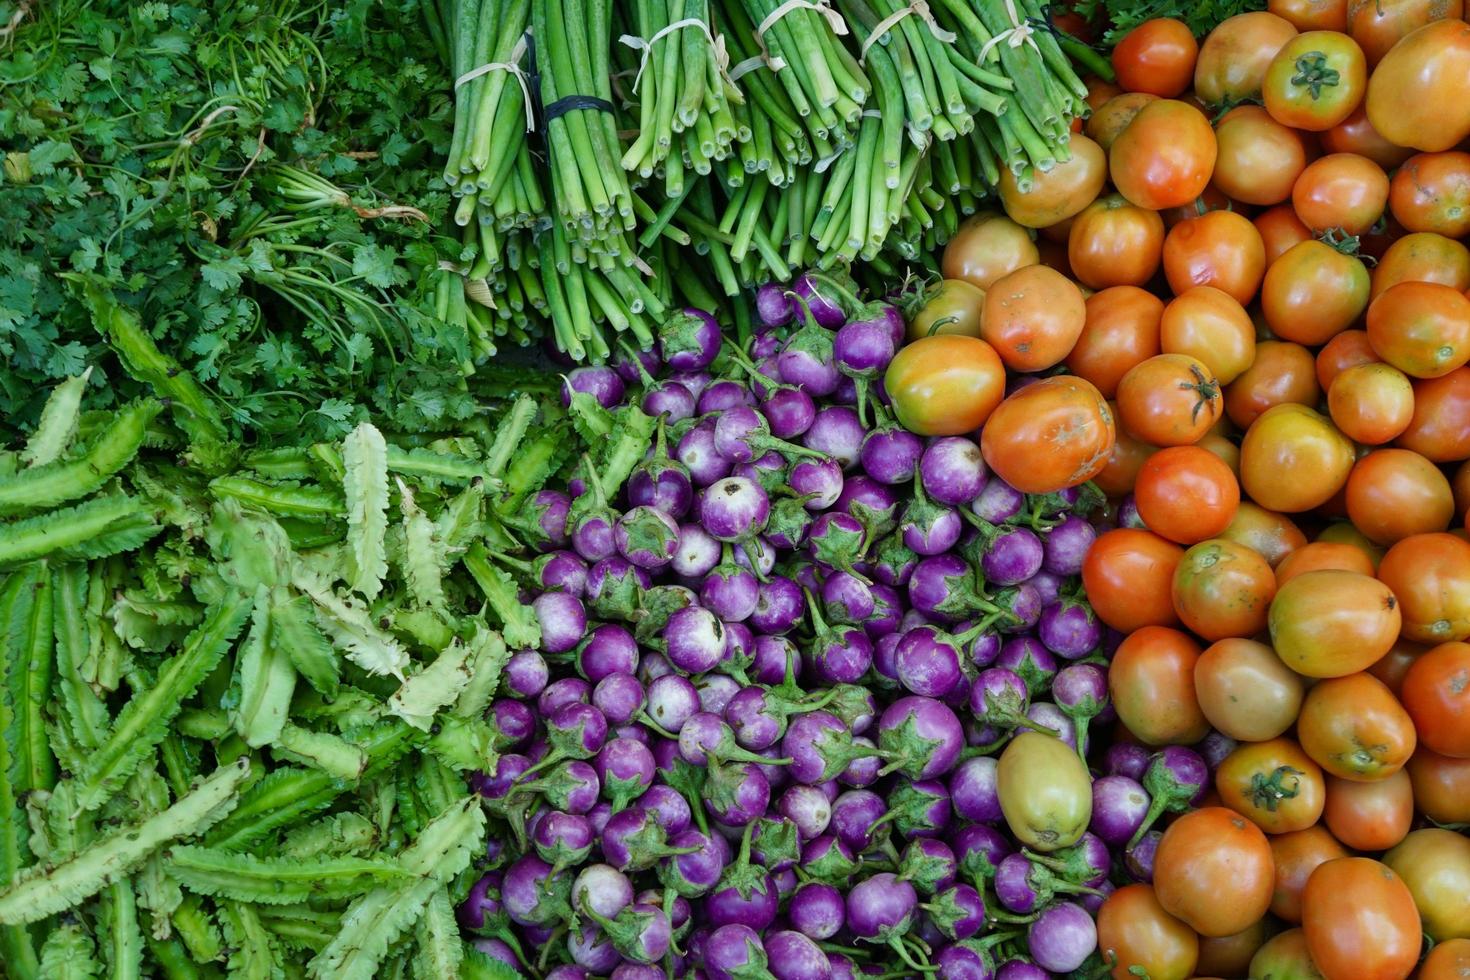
xmin=1291 ymin=153 xmax=1390 ymax=235
xmin=1270 ymin=0 xmax=1349 ymax=30
xmin=1087 ymin=92 xmax=1159 ymax=150
xmin=1195 ymin=637 xmax=1305 ymax=741
xmin=1344 ymin=448 xmax=1456 ymax=544
xmin=1268 ymin=569 xmax=1402 ymax=677
xmin=1225 ymin=340 xmax=1320 ymax=429
xmin=1159 ymin=286 xmax=1256 ymax=384
xmin=1117 ymin=353 xmax=1225 ymax=446
xmin=1388 ymin=151 xmax=1470 ymax=238
xmin=980 ymin=265 xmax=1087 ymax=372
xmin=1320 ymin=104 xmax=1417 ymax=169
xmin=1109 ymin=626 xmax=1210 ymax=745
xmin=1327 ymin=362 xmax=1415 ymax=444
xmin=1420 ymin=938 xmax=1470 ymax=980
xmin=1323 ymin=769 xmax=1414 ymax=850
xmin=1367 ymin=637 xmax=1426 ymax=695
xmin=1240 ymin=404 xmax=1355 ymax=513
xmin=1383 ymin=828 xmax=1470 ymax=941
xmin=1113 ymin=18 xmax=1199 ymax=96
xmin=1195 ymin=919 xmax=1270 ymax=978
xmin=1068 ymin=194 xmax=1166 ymax=289
xmin=1349 ymin=0 xmax=1465 ymax=65
xmin=1083 ymin=529 xmax=1185 ymax=632
xmin=1377 ymin=532 xmax=1470 ymax=643
xmin=1366 ymin=280 xmax=1470 ymax=380
xmin=998 ymin=134 xmax=1108 ymax=228
xmin=1255 ymin=204 xmax=1315 ymax=264
xmin=1400 ymin=641 xmax=1470 ymax=757
xmin=941 ymin=213 xmax=1040 ymax=290
xmin=1216 ymin=738 xmax=1325 ymax=834
xmin=1370 ymin=231 xmax=1470 ymax=300
xmin=1262 ymin=30 xmax=1368 ymax=131
xmin=1315 ymin=328 xmax=1380 ymax=390
xmin=1194 ymin=11 xmax=1301 ymax=104
xmin=980 ymin=375 xmax=1116 ymax=494
xmin=1455 ymin=458 xmax=1470 ymax=516
xmin=1135 ymin=446 xmax=1241 ymax=544
xmin=1212 ymin=105 xmax=1311 ymax=207
xmin=1301 ymin=857 xmax=1422 ymax=980
xmin=882 ymin=335 xmax=1007 ymax=435
xmin=1407 ymin=746 xmax=1470 ymax=822
xmin=1154 ymin=807 xmax=1275 ymax=937
xmin=1397 ymin=367 xmax=1470 ymax=461
xmin=1110 ymin=100 xmax=1218 ymax=211
xmin=1172 ymin=539 xmax=1276 ymax=640
xmin=1269 ymin=827 xmax=1350 ymax=923
xmin=1262 ymin=240 xmax=1371 ymax=346
xmin=1275 ymin=540 xmax=1376 ymax=585
xmin=1096 ymin=884 xmax=1200 ymax=980
xmin=1219 ymin=501 xmax=1309 ymax=567
xmin=1364 ymin=18 xmax=1470 ymax=151
xmin=1162 ymin=210 xmax=1267 ymax=304
xmin=1298 ymin=672 xmax=1418 ymax=780
xmin=1094 ymin=409 xmax=1159 ymax=497
xmin=1066 ymin=287 xmax=1164 ymax=399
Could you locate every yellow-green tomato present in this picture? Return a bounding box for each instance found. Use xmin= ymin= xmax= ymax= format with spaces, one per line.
xmin=997 ymin=732 xmax=1093 ymax=851
xmin=1384 ymin=828 xmax=1470 ymax=941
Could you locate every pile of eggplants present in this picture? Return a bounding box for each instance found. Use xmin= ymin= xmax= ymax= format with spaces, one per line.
xmin=459 ymin=275 xmax=1208 ymax=980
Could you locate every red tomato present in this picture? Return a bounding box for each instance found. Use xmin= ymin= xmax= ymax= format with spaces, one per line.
xmin=1212 ymin=105 xmax=1311 ymax=207
xmin=1316 ymin=328 xmax=1380 ymax=390
xmin=1162 ymin=210 xmax=1267 ymax=304
xmin=1298 ymin=672 xmax=1418 ymax=779
xmin=1195 ymin=12 xmax=1301 ymax=104
xmin=1397 ymin=367 xmax=1470 ymax=461
xmin=1116 ymin=353 xmax=1224 ymax=446
xmin=979 ymin=376 xmax=1115 ymax=493
xmin=1422 ymin=940 xmax=1470 ymax=980
xmin=1110 ymin=100 xmax=1218 ymax=211
xmin=1083 ymin=529 xmax=1185 ymax=632
xmin=1388 ymin=151 xmax=1470 ymax=238
xmin=1135 ymin=447 xmax=1241 ymax=545
xmin=1240 ymin=404 xmax=1356 ymax=513
xmin=883 ymin=335 xmax=1006 ymax=436
xmin=1291 ymin=153 xmax=1390 ymax=235
xmin=1275 ymin=540 xmax=1377 ymax=585
xmin=1113 ymin=18 xmax=1199 ymax=97
xmin=941 ymin=213 xmax=1040 ymax=290
xmin=1323 ymin=769 xmax=1414 ymax=850
xmin=1365 ymin=18 xmax=1470 ymax=151
xmin=1095 ymin=413 xmax=1160 ymax=498
xmin=1154 ymin=807 xmax=1275 ymax=937
xmin=1261 ymin=240 xmax=1371 ymax=346
xmin=1066 ymin=287 xmax=1164 ymax=398
xmin=1096 ymin=884 xmax=1200 ymax=980
xmin=1269 ymin=828 xmax=1349 ymax=923
xmin=1160 ymin=286 xmax=1257 ymax=385
xmin=1366 ymin=280 xmax=1470 ymax=379
xmin=981 ymin=265 xmax=1087 ymax=372
xmin=1263 ymin=31 xmax=1368 ymax=131
xmin=1109 ymin=626 xmax=1210 ymax=746
xmin=1401 ymin=641 xmax=1470 ymax=757
xmin=1377 ymin=532 xmax=1470 ymax=643
xmin=1172 ymin=538 xmax=1277 ymax=640
xmin=1345 ymin=448 xmax=1456 ymax=544
xmin=1301 ymin=858 xmax=1422 ymax=980
xmin=1068 ymin=194 xmax=1166 ymax=289
xmin=1407 ymin=746 xmax=1470 ymax=823
xmin=1226 ymin=340 xmax=1321 ymax=429
xmin=1267 ymin=569 xmax=1402 ymax=677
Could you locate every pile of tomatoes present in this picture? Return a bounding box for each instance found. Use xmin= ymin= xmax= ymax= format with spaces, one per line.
xmin=887 ymin=4 xmax=1470 ymax=979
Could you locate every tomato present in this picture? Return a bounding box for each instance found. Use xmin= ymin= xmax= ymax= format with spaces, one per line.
xmin=1345 ymin=449 xmax=1456 ymax=545
xmin=1160 ymin=185 xmax=1236 ymax=230
xmin=1400 ymin=641 xmax=1470 ymax=757
xmin=1240 ymin=404 xmax=1356 ymax=513
xmin=1196 ymin=637 xmax=1305 ymax=741
xmin=1109 ymin=626 xmax=1210 ymax=745
xmin=1135 ymin=446 xmax=1241 ymax=545
xmin=1117 ymin=353 xmax=1224 ymax=446
xmin=1198 ymin=431 xmax=1242 ymax=478
xmin=1212 ymin=105 xmax=1311 ymax=206
xmin=1227 ymin=341 xmax=1320 ymax=430
xmin=1327 ymin=363 xmax=1414 ymax=446
xmin=1455 ymin=459 xmax=1470 ymax=517
xmin=1068 ymin=194 xmax=1166 ymax=289
xmin=1383 ymin=828 xmax=1470 ymax=941
xmin=1388 ymin=152 xmax=1470 ymax=238
xmin=1217 ymin=738 xmax=1325 ymax=835
xmin=1323 ymin=769 xmax=1414 ymax=850
xmin=1366 ymin=19 xmax=1470 ymax=152
xmin=1268 ymin=569 xmax=1401 ymax=676
xmin=1270 ymin=828 xmax=1350 ymax=923
xmin=1397 ymin=367 xmax=1470 ymax=461
xmin=1365 ymin=281 xmax=1470 ymax=380
xmin=1302 ymin=858 xmax=1422 ymax=980
xmin=980 ymin=376 xmax=1115 ymax=494
xmin=1066 ymin=287 xmax=1164 ymax=398
xmin=1159 ymin=287 xmax=1256 ymax=385
xmin=1195 ymin=12 xmax=1301 ymax=104
xmin=1299 ymin=672 xmax=1417 ymax=780
xmin=1371 ymin=232 xmax=1470 ymax=300
xmin=1087 ymin=91 xmax=1159 ymax=150
xmin=1154 ymin=807 xmax=1275 ymax=937
xmin=1113 ymin=18 xmax=1199 ymax=96
xmin=942 ymin=213 xmax=1040 ymax=291
xmin=1257 ymin=204 xmax=1315 ymax=264
xmin=1083 ymin=529 xmax=1184 ymax=632
xmin=1291 ymin=153 xmax=1390 ymax=235
xmin=1262 ymin=240 xmax=1371 ymax=346
xmin=999 ymin=134 xmax=1108 ymax=228
xmin=980 ymin=265 xmax=1086 ymax=372
xmin=1095 ymin=407 xmax=1159 ymax=497
xmin=905 ymin=279 xmax=987 ymax=342
xmin=1270 ymin=0 xmax=1349 ymax=31
xmin=1316 ymin=329 xmax=1380 ymax=390
xmin=1276 ymin=540 xmax=1377 ymax=586
xmin=1219 ymin=501 xmax=1309 ymax=567
xmin=1172 ymin=539 xmax=1276 ymax=640
xmin=1421 ymin=939 xmax=1470 ymax=980
xmin=1096 ymin=884 xmax=1200 ymax=980
xmin=1367 ymin=637 xmax=1426 ymax=695
xmin=1316 ymin=520 xmax=1388 ymax=565
xmin=1162 ymin=210 xmax=1267 ymax=305
xmin=1110 ymin=100 xmax=1218 ymax=211
xmin=1319 ymin=104 xmax=1417 ymax=170
xmin=1377 ymin=532 xmax=1470 ymax=642
xmin=1407 ymin=746 xmax=1470 ymax=822
xmin=996 ymin=732 xmax=1093 ymax=852
xmin=1349 ymin=0 xmax=1464 ymax=64
xmin=883 ymin=335 xmax=1007 ymax=436
xmin=1263 ymin=32 xmax=1368 ymax=131
xmin=1196 ymin=919 xmax=1269 ymax=978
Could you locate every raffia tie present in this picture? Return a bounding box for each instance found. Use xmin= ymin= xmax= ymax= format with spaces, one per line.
xmin=977 ymin=0 xmax=1038 ymax=60
xmin=619 ymin=19 xmax=735 ymax=93
xmin=753 ymin=0 xmax=849 ymax=72
xmin=454 ymin=35 xmax=536 ymax=132
xmin=858 ymin=0 xmax=957 ymax=65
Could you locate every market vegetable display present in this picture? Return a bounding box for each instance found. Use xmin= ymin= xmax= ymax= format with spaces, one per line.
xmin=6 ymin=0 xmax=1470 ymax=978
